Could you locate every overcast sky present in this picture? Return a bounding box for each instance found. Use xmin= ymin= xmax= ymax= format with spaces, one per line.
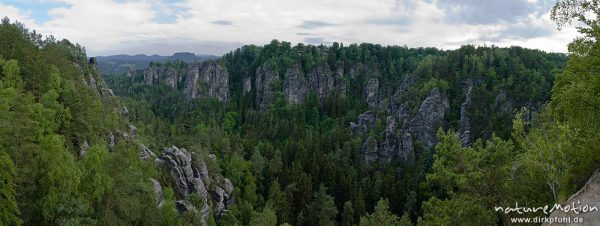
xmin=0 ymin=0 xmax=579 ymax=56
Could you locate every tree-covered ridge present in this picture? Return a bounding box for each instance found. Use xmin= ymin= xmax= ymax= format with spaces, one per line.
xmin=0 ymin=17 xmax=214 ymax=226
xmin=2 ymin=0 xmax=599 ymax=224
xmin=102 ymin=28 xmax=569 ymax=226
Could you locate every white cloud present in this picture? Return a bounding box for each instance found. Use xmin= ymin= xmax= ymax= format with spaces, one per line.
xmin=0 ymin=0 xmax=580 ymax=56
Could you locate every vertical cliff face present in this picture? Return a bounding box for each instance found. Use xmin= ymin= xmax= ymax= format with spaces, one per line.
xmin=365 ymin=78 xmax=380 ymax=109
xmin=352 ymin=85 xmax=449 ymax=164
xmin=408 ymin=88 xmax=450 ymax=150
xmin=458 ymin=79 xmax=474 ymax=146
xmin=255 ymin=63 xmax=280 ymax=110
xmin=308 ymin=64 xmax=335 ymax=101
xmin=185 ymin=61 xmax=229 ymax=102
xmin=142 ymin=65 xmax=180 ymax=89
xmin=283 ymin=66 xmax=308 ymax=104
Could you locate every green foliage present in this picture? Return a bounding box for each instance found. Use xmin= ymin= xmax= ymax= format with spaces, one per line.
xmin=2 ymin=59 xmax=22 ymax=88
xmin=304 ymin=184 xmax=338 ymax=226
xmin=0 ymin=149 xmax=22 ymax=226
xmin=250 ymin=205 xmax=277 ymax=226
xmin=359 ymin=199 xmax=401 ymax=226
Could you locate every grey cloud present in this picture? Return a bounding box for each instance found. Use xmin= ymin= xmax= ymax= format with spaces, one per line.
xmin=298 ymin=20 xmax=336 ymax=29
xmin=211 ymin=20 xmax=233 ymax=25
xmin=491 ymin=24 xmax=554 ymax=42
xmin=297 ymin=32 xmax=312 ymax=36
xmin=435 ymin=0 xmax=539 ymax=25
xmin=366 ymin=16 xmax=412 ymax=26
xmin=304 ymin=37 xmax=330 ymax=45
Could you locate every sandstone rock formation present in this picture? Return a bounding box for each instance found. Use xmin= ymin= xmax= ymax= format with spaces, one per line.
xmin=543 ymin=169 xmax=600 ymax=226
xmin=408 ymin=88 xmax=449 ymax=150
xmin=283 ymin=66 xmax=308 ymax=104
xmin=155 ymin=146 xmax=234 ymax=225
xmin=185 ymin=61 xmax=229 ymax=102
xmin=255 ymin=63 xmax=280 ymax=110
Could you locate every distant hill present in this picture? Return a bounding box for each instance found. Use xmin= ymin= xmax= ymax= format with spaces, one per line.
xmin=95 ymin=52 xmax=219 ymax=74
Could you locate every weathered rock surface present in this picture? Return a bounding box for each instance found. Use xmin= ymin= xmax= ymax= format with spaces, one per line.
xmin=142 ymin=65 xmax=181 ymax=89
xmin=308 ymin=64 xmax=335 ymax=101
xmin=543 ymin=169 xmax=600 ymax=226
xmin=408 ymin=88 xmax=449 ymax=150
xmin=143 ymin=66 xmax=161 ymax=85
xmin=350 ymin=111 xmax=376 ymax=136
xmin=495 ymin=90 xmax=513 ymax=114
xmin=458 ymin=79 xmax=473 ymax=146
xmin=150 ymin=178 xmax=164 ymax=207
xmin=185 ymin=61 xmax=229 ymax=102
xmin=365 ymin=78 xmax=379 ymax=109
xmin=155 ymin=146 xmax=234 ymax=225
xmin=139 ymin=144 xmax=156 ymax=160
xmin=255 ymin=63 xmax=280 ymax=110
xmin=283 ymin=66 xmax=308 ymax=104
xmin=129 ymin=125 xmax=137 ymax=138
xmin=242 ymin=77 xmax=252 ymax=96
xmin=79 ymin=140 xmax=90 ymax=157
xmin=361 ymin=136 xmax=379 ymax=163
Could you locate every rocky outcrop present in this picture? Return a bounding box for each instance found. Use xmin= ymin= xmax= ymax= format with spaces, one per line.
xmin=543 ymin=169 xmax=600 ymax=226
xmin=365 ymin=78 xmax=379 ymax=109
xmin=143 ymin=65 xmax=181 ymax=89
xmin=398 ymin=132 xmax=415 ymax=164
xmin=495 ymin=90 xmax=513 ymax=114
xmin=255 ymin=63 xmax=280 ymax=110
xmin=139 ymin=144 xmax=156 ymax=160
xmin=79 ymin=140 xmax=90 ymax=157
xmin=334 ymin=66 xmax=347 ymax=97
xmin=458 ymin=79 xmax=473 ymax=146
xmin=143 ymin=66 xmax=161 ymax=85
xmin=150 ymin=178 xmax=164 ymax=207
xmin=381 ymin=116 xmax=398 ymax=162
xmin=129 ymin=125 xmax=138 ymax=138
xmin=121 ymin=106 xmax=130 ymax=117
xmin=185 ymin=61 xmax=229 ymax=102
xmin=87 ymin=76 xmax=100 ymax=96
xmin=308 ymin=64 xmax=335 ymax=101
xmin=350 ymin=111 xmax=376 ymax=136
xmin=283 ymin=66 xmax=308 ymax=104
xmin=408 ymin=88 xmax=449 ymax=150
xmin=349 ymin=63 xmax=368 ymax=78
xmin=242 ymin=77 xmax=252 ymax=96
xmin=361 ymin=137 xmax=379 ymax=162
xmin=155 ymin=146 xmax=234 ymax=225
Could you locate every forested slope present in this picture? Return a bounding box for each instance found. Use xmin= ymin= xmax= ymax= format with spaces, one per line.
xmin=2 ymin=0 xmax=600 ymax=225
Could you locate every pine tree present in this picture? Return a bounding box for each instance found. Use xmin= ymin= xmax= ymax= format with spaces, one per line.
xmin=305 ymin=184 xmax=338 ymax=226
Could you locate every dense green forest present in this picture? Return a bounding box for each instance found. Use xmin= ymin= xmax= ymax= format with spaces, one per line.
xmin=1 ymin=1 xmax=600 ymax=226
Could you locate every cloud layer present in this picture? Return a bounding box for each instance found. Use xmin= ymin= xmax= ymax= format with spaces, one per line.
xmin=0 ymin=0 xmax=579 ymax=56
